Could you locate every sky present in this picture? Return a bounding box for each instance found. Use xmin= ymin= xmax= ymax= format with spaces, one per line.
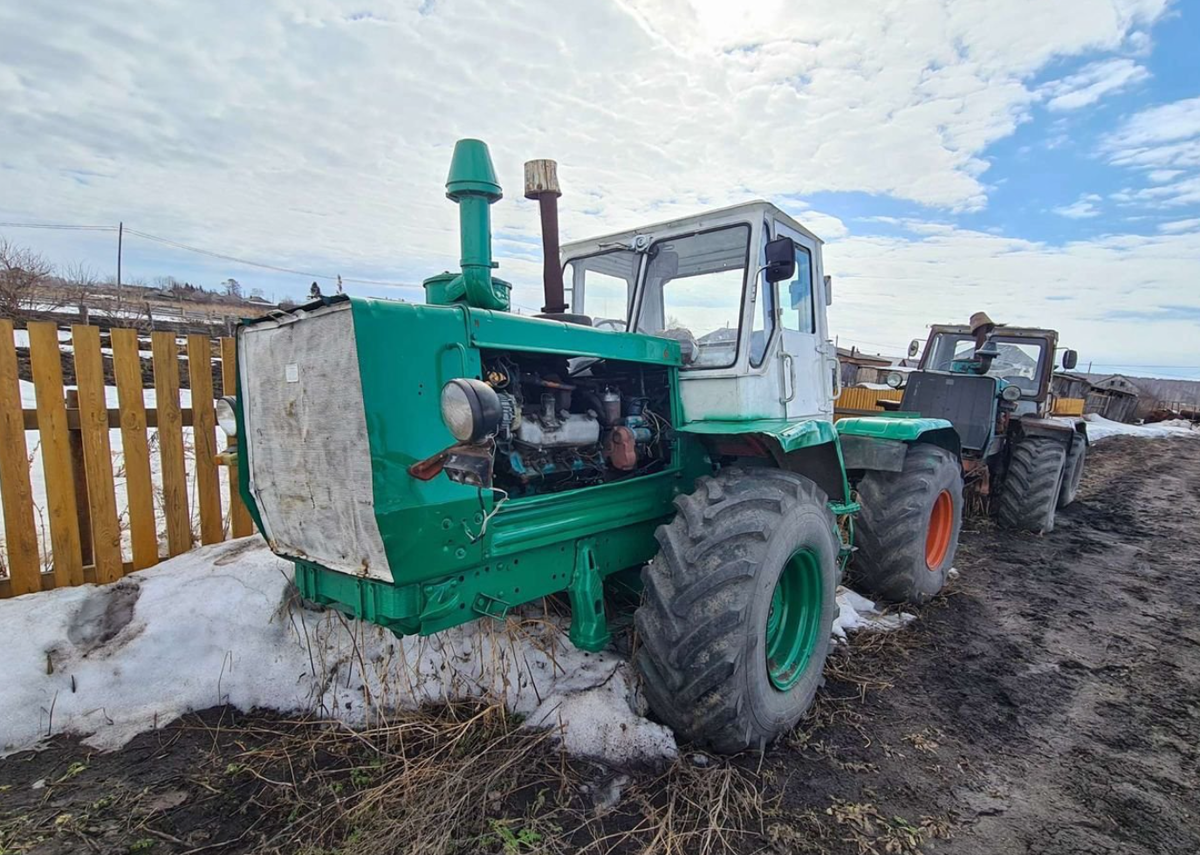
xmin=1 ymin=0 xmax=1198 ymax=379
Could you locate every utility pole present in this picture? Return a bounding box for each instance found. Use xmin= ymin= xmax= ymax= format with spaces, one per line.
xmin=116 ymin=221 xmax=123 ymax=290
xmin=1087 ymin=360 xmax=1093 ymax=374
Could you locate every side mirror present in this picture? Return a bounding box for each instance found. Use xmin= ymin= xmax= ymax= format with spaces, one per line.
xmin=764 ymin=236 xmax=796 ymax=283
xmin=908 ymin=339 xmax=921 ymax=359
xmin=1062 ymin=349 xmax=1078 ymax=370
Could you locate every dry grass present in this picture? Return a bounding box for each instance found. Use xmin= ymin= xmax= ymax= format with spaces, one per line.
xmin=215 ymin=702 xmax=785 ymax=855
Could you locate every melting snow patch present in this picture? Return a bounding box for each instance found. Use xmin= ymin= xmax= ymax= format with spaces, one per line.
xmin=1081 ymin=414 xmax=1197 ymax=443
xmin=0 ymin=539 xmax=912 ymax=764
xmin=833 ymin=587 xmax=915 ymax=639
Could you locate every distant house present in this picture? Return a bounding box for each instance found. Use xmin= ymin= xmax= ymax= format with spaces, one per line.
xmin=1051 ymin=372 xmax=1091 ymax=401
xmin=1086 ymin=374 xmax=1142 ymax=423
xmin=837 ymin=346 xmax=894 ymax=386
xmin=245 ymin=294 xmax=275 ymax=307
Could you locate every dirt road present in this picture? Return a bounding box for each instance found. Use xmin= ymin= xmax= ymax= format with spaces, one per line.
xmin=777 ymin=435 xmax=1200 ymax=854
xmin=2 ymin=437 xmax=1197 ymax=853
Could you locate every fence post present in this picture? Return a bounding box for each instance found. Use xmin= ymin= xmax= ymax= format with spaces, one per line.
xmin=221 ymin=337 xmax=254 ymax=538
xmin=0 ymin=319 xmax=41 ymax=596
xmin=187 ymin=335 xmax=223 ymax=544
xmin=65 ymin=388 xmax=94 ymax=570
xmin=28 ymin=322 xmax=84 ymax=588
xmin=72 ymin=324 xmax=124 ymax=584
xmin=152 ymin=331 xmax=191 ymax=556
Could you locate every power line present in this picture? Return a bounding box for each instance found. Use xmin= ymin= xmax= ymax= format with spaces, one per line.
xmin=0 ymin=222 xmax=118 ymax=231
xmin=0 ymin=220 xmax=420 ymax=289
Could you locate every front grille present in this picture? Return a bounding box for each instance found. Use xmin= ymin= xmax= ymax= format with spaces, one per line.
xmin=901 ymin=372 xmax=997 ymax=452
xmin=239 ymin=301 xmax=392 ymax=582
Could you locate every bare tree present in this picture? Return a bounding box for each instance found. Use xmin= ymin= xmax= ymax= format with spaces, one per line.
xmin=0 ymin=238 xmax=55 ymax=320
xmin=223 ymin=278 xmax=243 ymax=299
xmin=63 ymin=261 xmax=100 ymax=325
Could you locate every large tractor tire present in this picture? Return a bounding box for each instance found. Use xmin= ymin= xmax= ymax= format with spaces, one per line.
xmin=996 ymin=437 xmax=1067 ymax=533
xmin=635 ymin=468 xmax=839 ymax=754
xmin=1057 ymin=432 xmax=1087 ymax=509
xmin=849 ymin=444 xmax=963 ymax=605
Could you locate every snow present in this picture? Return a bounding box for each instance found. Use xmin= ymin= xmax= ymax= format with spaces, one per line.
xmin=834 ymin=587 xmax=914 ymax=638
xmin=0 ymin=540 xmax=912 ymax=764
xmin=1081 ymin=414 xmax=1198 ymax=443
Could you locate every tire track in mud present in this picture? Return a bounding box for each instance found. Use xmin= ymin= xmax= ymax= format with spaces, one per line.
xmin=908 ymin=438 xmax=1200 ymax=854
xmin=767 ymin=437 xmax=1200 ymax=855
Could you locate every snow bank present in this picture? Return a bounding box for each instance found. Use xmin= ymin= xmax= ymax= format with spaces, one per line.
xmin=0 ymin=540 xmax=908 ymax=764
xmin=1082 ymin=414 xmax=1197 ymax=443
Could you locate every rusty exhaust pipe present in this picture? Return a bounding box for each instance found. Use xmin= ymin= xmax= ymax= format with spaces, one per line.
xmin=524 ymin=159 xmax=568 ymax=315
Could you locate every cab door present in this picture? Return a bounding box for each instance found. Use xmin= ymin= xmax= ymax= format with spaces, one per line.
xmin=772 ymin=222 xmax=833 ymax=420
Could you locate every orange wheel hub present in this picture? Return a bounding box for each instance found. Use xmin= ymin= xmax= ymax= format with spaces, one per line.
xmin=925 ymin=490 xmax=953 ymax=570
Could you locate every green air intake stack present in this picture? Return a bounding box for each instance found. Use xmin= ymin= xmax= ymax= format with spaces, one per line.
xmin=423 ymin=138 xmax=512 ymax=312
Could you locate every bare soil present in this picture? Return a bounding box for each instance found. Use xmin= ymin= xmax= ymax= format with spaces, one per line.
xmin=1 ymin=437 xmax=1197 ymax=854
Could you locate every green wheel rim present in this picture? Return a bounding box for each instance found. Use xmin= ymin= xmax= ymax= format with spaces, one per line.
xmin=765 ymin=548 xmax=823 ymax=691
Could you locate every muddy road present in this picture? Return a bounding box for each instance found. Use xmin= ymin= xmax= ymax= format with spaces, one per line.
xmin=776 ymin=435 xmax=1200 ymax=854
xmin=1 ymin=437 xmax=1197 ymax=854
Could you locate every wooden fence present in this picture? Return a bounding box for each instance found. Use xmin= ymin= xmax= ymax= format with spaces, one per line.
xmin=834 ymin=386 xmax=903 ymax=419
xmin=834 ymin=385 xmax=1087 ymax=418
xmin=0 ymin=319 xmax=252 ymax=599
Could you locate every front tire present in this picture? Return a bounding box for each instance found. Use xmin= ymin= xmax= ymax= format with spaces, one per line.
xmin=849 ymin=444 xmax=963 ymax=605
xmin=996 ymin=437 xmax=1067 ymax=533
xmin=635 ymin=468 xmax=839 ymax=754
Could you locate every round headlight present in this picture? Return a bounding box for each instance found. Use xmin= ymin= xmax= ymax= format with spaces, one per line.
xmin=885 ymin=371 xmax=904 ymax=389
xmin=216 ymin=396 xmax=238 ymax=438
xmin=1001 ymin=384 xmax=1022 ymax=402
xmin=440 ymin=379 xmax=501 ymax=443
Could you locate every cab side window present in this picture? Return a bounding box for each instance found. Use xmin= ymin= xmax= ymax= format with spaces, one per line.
xmin=779 ymin=246 xmax=815 ymax=335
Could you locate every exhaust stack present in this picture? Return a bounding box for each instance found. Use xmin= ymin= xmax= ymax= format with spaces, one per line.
xmin=524 ymin=159 xmax=568 ymax=315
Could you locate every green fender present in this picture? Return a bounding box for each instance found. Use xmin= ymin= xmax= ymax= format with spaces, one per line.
xmin=679 ymin=418 xmax=850 ymax=503
xmin=835 ymin=416 xmax=961 ymax=472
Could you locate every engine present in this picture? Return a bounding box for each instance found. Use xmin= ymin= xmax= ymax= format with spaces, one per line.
xmin=481 ymin=351 xmax=672 ymax=495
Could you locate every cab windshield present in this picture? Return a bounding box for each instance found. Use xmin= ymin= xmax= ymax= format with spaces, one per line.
xmin=633 ymin=225 xmax=750 ymax=369
xmin=926 ymin=333 xmax=1047 ymax=394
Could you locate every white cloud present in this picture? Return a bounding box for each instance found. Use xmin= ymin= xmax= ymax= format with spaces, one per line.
xmin=1148 ymin=169 xmax=1183 ymax=182
xmin=1158 ymin=218 xmax=1200 ymax=234
xmin=1053 ymin=194 xmax=1104 ymax=218
xmin=825 ymin=225 xmax=1200 ymax=373
xmin=1103 ymin=96 xmax=1200 ymax=170
xmin=1039 ymin=57 xmax=1150 ymax=111
xmin=0 ymin=0 xmax=1191 ymax=373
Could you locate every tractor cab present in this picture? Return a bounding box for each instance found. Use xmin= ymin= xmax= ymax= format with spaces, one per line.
xmin=560 ymin=203 xmax=839 ymax=425
xmin=892 ymin=324 xmax=1075 ymax=455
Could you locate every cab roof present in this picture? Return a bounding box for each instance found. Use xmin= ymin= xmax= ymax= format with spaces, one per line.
xmin=929 ymin=324 xmax=1059 ymax=344
xmin=560 ymin=200 xmax=823 ymax=257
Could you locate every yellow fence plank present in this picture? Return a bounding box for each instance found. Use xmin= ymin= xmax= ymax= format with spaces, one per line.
xmin=72 ymin=325 xmax=124 ymax=584
xmin=112 ymin=328 xmax=158 ymax=571
xmin=221 ymin=337 xmax=254 ymax=538
xmin=152 ymin=332 xmax=191 ymax=557
xmin=28 ymin=322 xmax=84 ymax=588
xmin=0 ymin=320 xmax=41 ymax=596
xmin=188 ymin=335 xmax=222 ymax=545
xmin=1052 ymin=397 xmax=1086 ymax=416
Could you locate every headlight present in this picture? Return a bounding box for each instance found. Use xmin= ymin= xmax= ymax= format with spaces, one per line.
xmin=440 ymin=379 xmax=501 ymax=443
xmin=1001 ymin=385 xmax=1022 ymax=402
xmin=885 ymin=371 xmax=904 ymax=389
xmin=216 ymin=396 xmax=238 ymax=438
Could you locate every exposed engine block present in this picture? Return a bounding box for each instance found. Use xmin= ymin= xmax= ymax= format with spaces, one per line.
xmin=482 ymin=351 xmax=672 ymax=495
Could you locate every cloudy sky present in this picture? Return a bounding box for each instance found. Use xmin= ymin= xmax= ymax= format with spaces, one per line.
xmin=2 ymin=0 xmax=1198 ymax=378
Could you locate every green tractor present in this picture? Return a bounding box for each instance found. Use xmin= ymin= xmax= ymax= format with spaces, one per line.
xmin=881 ymin=316 xmax=1087 ymax=534
xmin=220 ymin=139 xmax=964 ymax=753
